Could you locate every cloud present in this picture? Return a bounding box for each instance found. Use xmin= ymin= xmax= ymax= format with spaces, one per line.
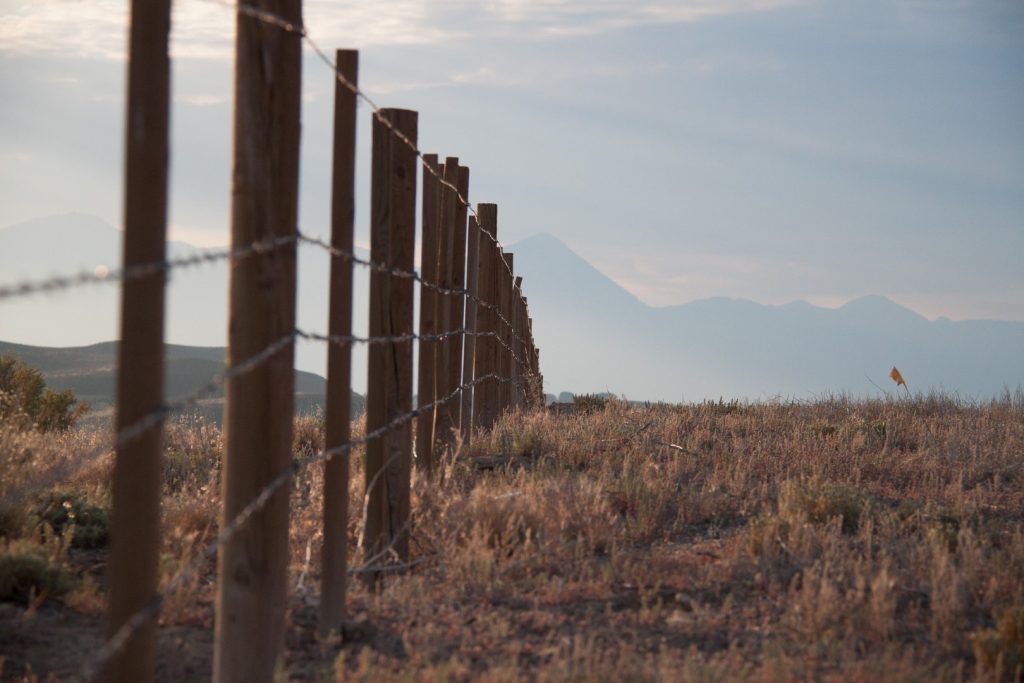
xmin=1 ymin=0 xmax=803 ymax=60
xmin=177 ymin=94 xmax=229 ymax=107
xmin=493 ymin=0 xmax=804 ymax=38
xmin=1 ymin=1 xmax=128 ymax=59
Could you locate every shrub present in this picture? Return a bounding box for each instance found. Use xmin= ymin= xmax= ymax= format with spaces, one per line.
xmin=0 ymin=356 xmax=87 ymax=431
xmin=34 ymin=491 xmax=110 ymax=549
xmin=0 ymin=551 xmax=71 ymax=605
xmin=572 ymin=393 xmax=608 ymax=414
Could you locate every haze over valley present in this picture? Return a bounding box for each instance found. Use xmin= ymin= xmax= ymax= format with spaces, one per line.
xmin=3 ymin=213 xmax=1021 ymax=403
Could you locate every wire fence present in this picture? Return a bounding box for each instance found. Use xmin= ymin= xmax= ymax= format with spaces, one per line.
xmin=0 ymin=230 xmax=535 ymax=509
xmin=0 ymin=0 xmax=545 ymax=679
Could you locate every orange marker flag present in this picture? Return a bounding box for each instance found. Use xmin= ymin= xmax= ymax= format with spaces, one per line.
xmin=889 ymin=366 xmax=907 ymax=391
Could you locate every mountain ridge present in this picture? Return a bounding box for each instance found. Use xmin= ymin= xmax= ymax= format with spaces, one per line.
xmin=5 ymin=216 xmax=1023 ymax=402
xmin=507 ymin=233 xmax=1024 ymax=401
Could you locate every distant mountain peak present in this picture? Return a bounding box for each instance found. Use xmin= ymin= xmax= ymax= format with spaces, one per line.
xmin=509 ymin=232 xmax=571 ymax=251
xmin=838 ymin=294 xmax=927 ymax=322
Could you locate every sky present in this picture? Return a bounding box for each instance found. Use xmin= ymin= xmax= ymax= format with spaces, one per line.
xmin=1 ymin=0 xmax=1023 ymax=322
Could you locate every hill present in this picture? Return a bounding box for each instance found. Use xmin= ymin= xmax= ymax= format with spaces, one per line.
xmin=0 ymin=339 xmax=364 ymax=422
xmin=0 ymin=213 xmax=373 ymax=393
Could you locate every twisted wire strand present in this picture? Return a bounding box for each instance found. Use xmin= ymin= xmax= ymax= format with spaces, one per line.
xmin=0 ymin=332 xmax=297 ymax=509
xmin=0 ymin=230 xmax=532 ymax=363
xmin=224 ymin=0 xmax=519 ymax=281
xmin=297 ymin=234 xmax=533 ymax=353
xmin=298 ymin=326 xmax=533 ymax=380
xmin=0 ymin=234 xmax=297 ymax=301
xmin=82 ymin=367 xmax=528 ymax=679
xmin=15 ymin=4 xmax=544 ymax=673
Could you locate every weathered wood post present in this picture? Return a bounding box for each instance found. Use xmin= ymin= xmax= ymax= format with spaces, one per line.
xmin=364 ymin=108 xmax=418 ymax=580
xmin=434 ymin=157 xmax=459 ymax=448
xmin=459 ymin=215 xmax=481 ymax=442
xmin=500 ymin=253 xmax=514 ymax=415
xmin=513 ymin=276 xmax=524 ymax=408
xmin=214 ymin=0 xmax=302 ymax=678
xmin=442 ymin=165 xmax=469 ymax=442
xmin=474 ymin=204 xmax=499 ymax=429
xmin=106 ymin=0 xmax=171 ymax=679
xmin=319 ymin=48 xmax=358 ymax=638
xmin=415 ymin=154 xmax=441 ymax=473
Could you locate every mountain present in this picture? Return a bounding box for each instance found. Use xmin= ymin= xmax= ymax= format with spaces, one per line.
xmin=508 ymin=233 xmax=1024 ymax=401
xmin=0 ymin=339 xmax=365 ymax=423
xmin=4 ymin=215 xmax=1023 ymax=402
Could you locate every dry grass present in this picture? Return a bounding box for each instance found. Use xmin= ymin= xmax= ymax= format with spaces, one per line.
xmin=1 ymin=394 xmax=1023 ymax=681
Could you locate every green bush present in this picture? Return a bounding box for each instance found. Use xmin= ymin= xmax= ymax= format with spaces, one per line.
xmin=0 ymin=551 xmax=71 ymax=605
xmin=34 ymin=491 xmax=110 ymax=549
xmin=0 ymin=356 xmax=86 ymax=431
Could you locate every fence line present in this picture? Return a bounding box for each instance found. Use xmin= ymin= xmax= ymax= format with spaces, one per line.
xmin=0 ymin=1 xmax=545 ymax=679
xmin=297 ymin=233 xmax=533 ymax=351
xmin=0 ymin=233 xmax=532 ymax=354
xmin=0 ymin=319 xmax=534 ymax=513
xmin=226 ymin=0 xmax=522 ymax=283
xmin=83 ymin=366 xmax=530 ymax=679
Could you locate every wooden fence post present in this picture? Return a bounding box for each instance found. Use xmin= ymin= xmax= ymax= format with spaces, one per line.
xmin=214 ymin=0 xmax=302 ymax=678
xmin=520 ymin=294 xmax=528 ymax=405
xmin=513 ymin=277 xmax=524 ymax=409
xmin=364 ymin=108 xmax=418 ymax=581
xmin=535 ymin=347 xmax=543 ymax=406
xmin=525 ymin=307 xmax=538 ymax=407
xmin=459 ymin=216 xmax=481 ymax=443
xmin=106 ymin=0 xmax=170 ymax=679
xmin=319 ymin=48 xmax=358 ymax=638
xmin=500 ymin=253 xmax=514 ymax=416
xmin=442 ymin=165 xmax=469 ymax=442
xmin=474 ymin=204 xmax=498 ymax=430
xmin=415 ymin=154 xmax=441 ymax=474
xmin=433 ymin=157 xmax=459 ymax=446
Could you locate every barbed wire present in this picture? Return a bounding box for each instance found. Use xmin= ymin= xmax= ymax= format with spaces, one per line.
xmin=0 ymin=19 xmax=535 ymax=364
xmin=296 ymin=323 xmax=531 ymax=375
xmin=0 ymin=230 xmax=531 ymax=361
xmin=219 ymin=0 xmax=522 ymax=284
xmin=296 ymin=234 xmax=532 ymax=352
xmin=0 ymin=331 xmax=298 ymax=509
xmin=1 ymin=315 xmax=534 ymax=512
xmin=0 ymin=234 xmax=297 ymax=302
xmin=8 ymin=4 xmax=542 ymax=675
xmin=82 ymin=366 xmax=530 ymax=680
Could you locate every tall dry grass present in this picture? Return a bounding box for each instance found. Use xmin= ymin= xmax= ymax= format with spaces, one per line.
xmin=1 ymin=394 xmax=1022 ymax=681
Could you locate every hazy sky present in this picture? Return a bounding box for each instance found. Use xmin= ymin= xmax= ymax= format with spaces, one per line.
xmin=2 ymin=0 xmax=1022 ymax=321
